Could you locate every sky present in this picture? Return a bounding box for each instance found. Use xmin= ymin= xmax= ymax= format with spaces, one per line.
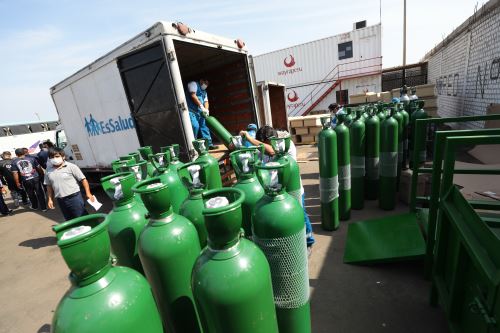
xmin=0 ymin=0 xmax=478 ymax=125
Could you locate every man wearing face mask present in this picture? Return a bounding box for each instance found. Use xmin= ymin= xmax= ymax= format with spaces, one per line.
xmin=44 ymin=147 xmax=95 ymax=221
xmin=185 ymin=78 xmax=216 ymax=150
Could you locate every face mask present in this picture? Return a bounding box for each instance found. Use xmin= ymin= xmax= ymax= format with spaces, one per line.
xmin=50 ymin=157 xmax=63 ymax=166
xmin=200 ymin=83 xmax=208 ymax=90
xmin=42 ymin=148 xmax=48 ymax=152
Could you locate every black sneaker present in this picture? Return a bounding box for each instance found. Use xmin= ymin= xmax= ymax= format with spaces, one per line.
xmin=208 ymin=145 xmax=218 ymax=150
xmin=2 ymin=210 xmax=13 ymax=216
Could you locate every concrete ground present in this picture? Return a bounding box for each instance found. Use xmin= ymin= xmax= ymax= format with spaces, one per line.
xmin=0 ymin=146 xmax=449 ymax=333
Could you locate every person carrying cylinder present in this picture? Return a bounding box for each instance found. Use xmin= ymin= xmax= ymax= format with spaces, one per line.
xmin=185 ymin=78 xmax=216 ymax=150
xmin=240 ymin=125 xmax=316 ymax=255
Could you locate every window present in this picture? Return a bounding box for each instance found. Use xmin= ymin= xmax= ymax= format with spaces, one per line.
xmin=338 ymin=41 xmax=353 ymax=60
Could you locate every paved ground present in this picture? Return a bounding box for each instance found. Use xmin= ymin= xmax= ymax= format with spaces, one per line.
xmin=0 ymin=146 xmax=449 ymax=333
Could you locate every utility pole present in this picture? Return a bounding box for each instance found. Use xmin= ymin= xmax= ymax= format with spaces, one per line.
xmin=402 ymin=0 xmax=407 ymax=86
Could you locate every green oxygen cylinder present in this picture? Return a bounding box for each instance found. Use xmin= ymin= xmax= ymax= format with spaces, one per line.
xmin=392 ymin=104 xmax=404 ymax=189
xmin=269 ymin=135 xmax=302 ymax=204
xmin=161 ymin=144 xmax=185 ymax=172
xmin=178 ymin=160 xmax=209 ymax=248
xmin=149 ymin=151 xmax=189 ymax=213
xmin=409 ymin=100 xmax=429 ymax=167
xmin=132 ymin=177 xmax=202 ymax=333
xmin=253 ymin=160 xmax=311 ymax=333
xmin=399 ymin=103 xmax=410 ymax=170
xmin=379 ymin=108 xmax=399 ymax=210
xmin=334 ymin=113 xmax=351 ymax=220
xmin=193 ymin=139 xmax=223 ymax=189
xmin=230 ymin=147 xmax=265 ymax=237
xmin=201 ymin=112 xmax=233 ymax=148
xmin=100 ymin=172 xmax=148 ymax=273
xmin=344 ymin=107 xmax=354 ymax=127
xmin=350 ymin=110 xmax=366 ymax=210
xmin=377 ymin=103 xmax=387 ymax=122
xmin=317 ymin=116 xmax=339 ymax=231
xmin=365 ymin=111 xmax=380 ymax=200
xmin=138 ymin=146 xmax=156 ymax=177
xmin=192 ymin=188 xmax=279 ymax=333
xmin=51 ymin=214 xmax=163 ymax=333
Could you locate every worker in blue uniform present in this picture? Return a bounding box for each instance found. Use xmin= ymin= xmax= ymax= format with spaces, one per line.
xmin=186 ymin=79 xmax=216 ymax=150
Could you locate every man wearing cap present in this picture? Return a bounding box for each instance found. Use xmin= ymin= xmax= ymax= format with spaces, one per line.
xmin=11 ymin=148 xmax=47 ymax=211
xmin=186 ymin=78 xmax=216 ymax=150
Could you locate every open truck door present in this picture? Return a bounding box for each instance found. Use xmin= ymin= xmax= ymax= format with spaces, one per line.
xmin=118 ymin=41 xmax=190 ymax=160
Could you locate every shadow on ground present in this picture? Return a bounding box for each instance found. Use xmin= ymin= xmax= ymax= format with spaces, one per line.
xmin=19 ymin=236 xmax=57 ymax=249
xmin=37 ymin=323 xmax=51 ymax=333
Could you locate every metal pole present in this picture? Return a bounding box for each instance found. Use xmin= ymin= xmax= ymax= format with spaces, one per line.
xmin=402 ymin=0 xmax=407 ymax=86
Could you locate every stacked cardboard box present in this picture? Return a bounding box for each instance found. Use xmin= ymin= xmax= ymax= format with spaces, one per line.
xmin=349 ymin=91 xmax=392 ymax=104
xmin=289 ymin=115 xmax=323 ymax=144
xmin=416 ymin=84 xmax=438 ymax=117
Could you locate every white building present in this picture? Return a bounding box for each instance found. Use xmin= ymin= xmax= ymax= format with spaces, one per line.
xmin=424 ymin=0 xmax=500 ymax=128
xmin=253 ymin=22 xmax=382 ymax=116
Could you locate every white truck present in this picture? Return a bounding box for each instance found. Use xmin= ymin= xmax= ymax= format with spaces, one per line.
xmin=50 ymin=22 xmax=286 ymax=181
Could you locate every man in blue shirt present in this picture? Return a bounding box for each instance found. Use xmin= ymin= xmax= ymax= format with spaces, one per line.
xmin=186 ymin=79 xmax=216 ymax=150
xmin=11 ymin=148 xmax=47 ymax=211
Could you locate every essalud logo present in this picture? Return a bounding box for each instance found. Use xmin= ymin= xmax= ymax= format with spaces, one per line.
xmin=84 ymin=114 xmax=135 ymax=137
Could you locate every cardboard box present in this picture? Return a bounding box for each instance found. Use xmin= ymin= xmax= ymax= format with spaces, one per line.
xmin=290 ymin=118 xmax=304 ymax=128
xmin=485 ymin=104 xmax=500 ymax=128
xmin=399 ymin=169 xmax=430 ymax=205
xmin=301 ymin=135 xmax=316 ymax=144
xmin=349 ymin=94 xmax=367 ymax=104
xmin=303 ymin=117 xmax=321 ymax=127
xmin=367 ymin=92 xmax=380 ymax=102
xmin=380 ymin=91 xmax=392 ymax=102
xmin=425 ymin=107 xmax=439 ymax=117
xmin=308 ymin=127 xmax=322 ymax=136
xmin=295 ymin=127 xmax=309 ymax=135
xmin=422 ymin=97 xmax=437 ymax=108
xmin=415 ymin=84 xmax=436 ymax=98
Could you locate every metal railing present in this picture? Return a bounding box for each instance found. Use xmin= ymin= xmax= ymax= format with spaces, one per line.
xmin=288 ymin=57 xmax=383 ymax=117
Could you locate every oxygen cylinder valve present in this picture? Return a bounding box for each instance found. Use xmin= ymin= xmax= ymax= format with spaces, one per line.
xmin=188 ymin=164 xmax=202 ymax=188
xmin=239 ymin=153 xmax=252 ymax=174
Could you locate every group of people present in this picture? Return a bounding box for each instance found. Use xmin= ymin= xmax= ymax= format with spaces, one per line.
xmin=0 ymin=141 xmax=94 ymax=221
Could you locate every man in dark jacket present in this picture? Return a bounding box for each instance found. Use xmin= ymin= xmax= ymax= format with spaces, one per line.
xmin=0 ymin=151 xmax=29 ymax=206
xmin=11 ymin=148 xmax=47 ymax=211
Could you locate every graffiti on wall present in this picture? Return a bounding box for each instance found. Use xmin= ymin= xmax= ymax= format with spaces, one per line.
xmin=436 ymin=56 xmax=499 ymax=99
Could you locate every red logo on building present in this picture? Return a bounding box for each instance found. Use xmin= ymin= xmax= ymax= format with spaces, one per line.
xmin=284 ymin=54 xmax=296 ymax=68
xmin=287 ymin=90 xmax=299 ymax=102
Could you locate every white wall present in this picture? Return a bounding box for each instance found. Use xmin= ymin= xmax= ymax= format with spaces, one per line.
xmin=427 ymin=4 xmax=500 ymax=128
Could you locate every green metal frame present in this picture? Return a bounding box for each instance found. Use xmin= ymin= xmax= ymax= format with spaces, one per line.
xmin=406 ymin=115 xmax=500 ymax=277
xmin=433 ymin=186 xmax=500 ymax=332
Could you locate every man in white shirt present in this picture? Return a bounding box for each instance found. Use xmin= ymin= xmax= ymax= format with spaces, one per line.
xmin=185 ymin=79 xmax=216 ymax=150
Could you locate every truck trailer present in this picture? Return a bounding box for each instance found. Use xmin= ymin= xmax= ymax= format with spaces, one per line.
xmin=50 ymin=21 xmax=263 ymax=177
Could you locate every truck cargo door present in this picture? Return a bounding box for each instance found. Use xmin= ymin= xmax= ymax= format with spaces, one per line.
xmin=117 ymin=42 xmax=187 ymax=157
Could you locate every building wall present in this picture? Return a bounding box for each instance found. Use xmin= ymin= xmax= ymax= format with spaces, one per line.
xmin=253 ymin=24 xmax=382 ymax=115
xmin=427 ymin=4 xmax=500 ymax=128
